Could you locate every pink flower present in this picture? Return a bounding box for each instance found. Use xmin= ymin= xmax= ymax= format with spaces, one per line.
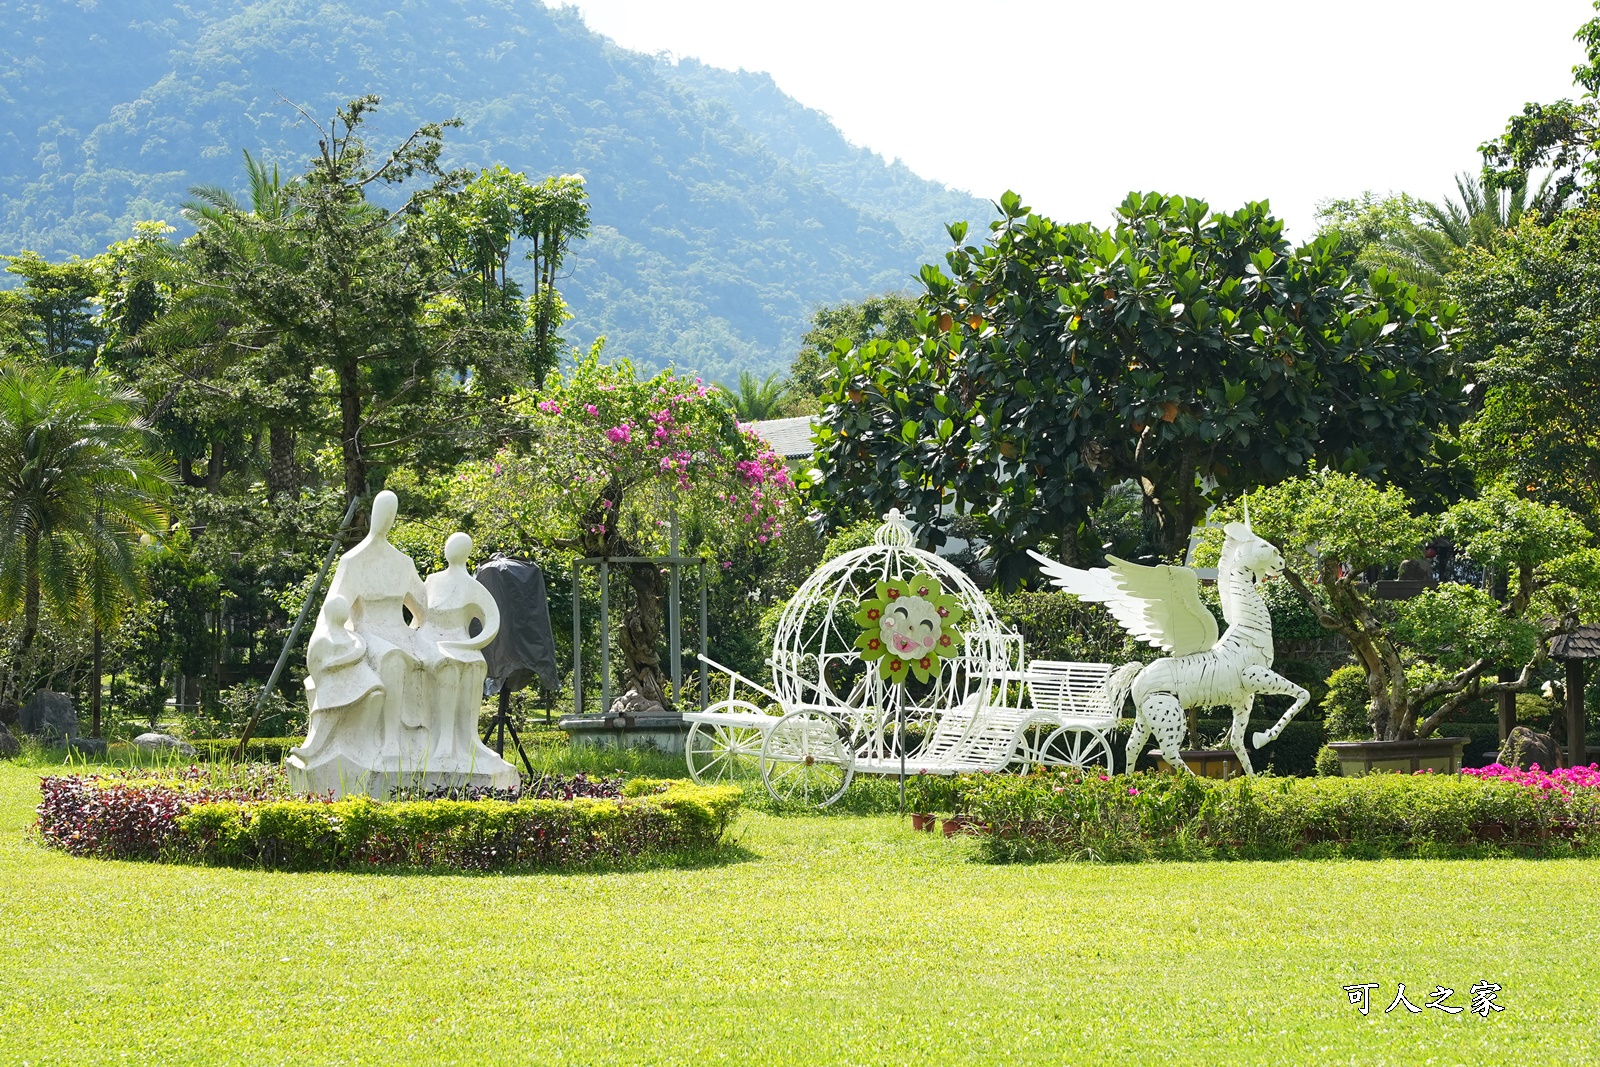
xmin=605 ymin=425 xmax=632 ymax=444
xmin=537 ymin=399 xmax=561 ymax=414
xmin=584 ymin=404 xmax=598 ymax=417
xmin=1127 ymin=786 xmax=1139 ymax=796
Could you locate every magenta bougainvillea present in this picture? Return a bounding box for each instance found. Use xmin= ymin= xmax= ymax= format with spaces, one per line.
xmin=1461 ymin=762 xmax=1600 ymax=794
xmin=459 ymin=353 xmax=795 ymax=556
xmin=450 ymin=353 xmax=802 ymax=713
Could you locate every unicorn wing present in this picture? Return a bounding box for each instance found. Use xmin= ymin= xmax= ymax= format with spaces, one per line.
xmin=1028 ymin=550 xmax=1219 ymax=656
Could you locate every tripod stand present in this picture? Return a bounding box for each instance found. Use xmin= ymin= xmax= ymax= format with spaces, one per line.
xmin=482 ymin=686 xmax=536 ymax=779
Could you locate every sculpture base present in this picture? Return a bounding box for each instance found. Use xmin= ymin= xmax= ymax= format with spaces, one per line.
xmin=560 ymin=712 xmax=689 ymax=755
xmin=285 ymin=748 xmax=520 ymax=799
xmin=1149 ymin=748 xmax=1244 ymax=779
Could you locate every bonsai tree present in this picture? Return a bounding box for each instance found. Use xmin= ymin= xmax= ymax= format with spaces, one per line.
xmin=449 ymin=352 xmax=795 ymax=715
xmin=1202 ymin=471 xmax=1595 ymax=742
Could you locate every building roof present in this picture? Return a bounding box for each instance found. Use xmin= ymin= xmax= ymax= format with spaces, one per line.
xmin=749 ymin=415 xmax=818 ymax=460
xmin=1549 ymin=625 xmax=1600 ymax=660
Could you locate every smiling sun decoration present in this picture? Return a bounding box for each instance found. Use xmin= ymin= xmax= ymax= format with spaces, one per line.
xmin=853 ymin=572 xmax=964 ymax=684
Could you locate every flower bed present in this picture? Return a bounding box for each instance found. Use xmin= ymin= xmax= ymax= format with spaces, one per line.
xmin=1462 ymin=762 xmax=1600 ymax=793
xmin=35 ymin=768 xmax=741 ymax=872
xmin=934 ymin=769 xmax=1600 ymax=863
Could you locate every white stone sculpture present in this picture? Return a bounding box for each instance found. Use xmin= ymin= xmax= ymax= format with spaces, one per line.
xmin=286 ymin=491 xmax=520 ymax=798
xmin=1029 ymin=515 xmax=1309 ymax=776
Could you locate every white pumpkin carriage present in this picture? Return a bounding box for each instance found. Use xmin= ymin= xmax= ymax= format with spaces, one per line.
xmin=685 ymin=511 xmax=1127 ymax=806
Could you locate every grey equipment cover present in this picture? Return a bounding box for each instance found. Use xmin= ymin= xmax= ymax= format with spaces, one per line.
xmin=473 ymin=556 xmax=560 ymax=695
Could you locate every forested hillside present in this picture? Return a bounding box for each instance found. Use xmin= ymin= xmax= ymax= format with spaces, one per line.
xmin=0 ymin=0 xmax=992 ymax=379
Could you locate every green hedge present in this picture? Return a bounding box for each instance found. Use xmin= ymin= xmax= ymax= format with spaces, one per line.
xmin=178 ymin=782 xmax=741 ymax=871
xmin=39 ymin=772 xmax=742 ymax=872
xmin=947 ymin=769 xmax=1600 ymax=863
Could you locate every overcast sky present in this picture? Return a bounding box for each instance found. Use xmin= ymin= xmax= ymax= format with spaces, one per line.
xmin=565 ymin=0 xmax=1592 ymax=240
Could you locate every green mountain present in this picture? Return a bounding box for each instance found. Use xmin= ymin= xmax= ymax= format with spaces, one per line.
xmin=0 ymin=0 xmax=993 ymax=380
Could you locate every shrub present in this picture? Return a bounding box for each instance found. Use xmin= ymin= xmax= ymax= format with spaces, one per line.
xmin=1315 ymin=746 xmax=1342 ymax=777
xmin=35 ymin=770 xmax=741 ymax=872
xmin=1517 ymin=691 xmax=1560 ymax=726
xmin=989 ymin=590 xmax=1143 ymax=664
xmin=1322 ymin=665 xmax=1371 ymax=740
xmin=202 ymin=684 xmax=304 ymax=740
xmin=952 ymin=768 xmax=1600 ymax=863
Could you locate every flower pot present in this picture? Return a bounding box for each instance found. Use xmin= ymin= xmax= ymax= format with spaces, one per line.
xmin=909 ymin=812 xmax=936 ymax=832
xmin=942 ymin=816 xmax=971 ymax=837
xmin=1327 ymin=737 xmax=1471 ymax=777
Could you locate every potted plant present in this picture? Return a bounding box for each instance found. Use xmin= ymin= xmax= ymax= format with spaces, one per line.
xmin=1206 ymin=474 xmax=1594 ymax=775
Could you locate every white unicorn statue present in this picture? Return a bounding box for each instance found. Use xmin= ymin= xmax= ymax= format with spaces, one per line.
xmin=1028 ymin=512 xmax=1309 ymax=776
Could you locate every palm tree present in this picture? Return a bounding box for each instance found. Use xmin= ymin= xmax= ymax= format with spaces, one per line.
xmin=718 ymin=370 xmax=790 ymax=421
xmin=1361 ymin=172 xmax=1567 ymax=297
xmin=0 ymin=365 xmax=172 ymax=715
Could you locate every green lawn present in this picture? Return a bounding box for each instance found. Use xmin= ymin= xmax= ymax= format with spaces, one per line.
xmin=2 ymin=760 xmax=1598 ymax=1066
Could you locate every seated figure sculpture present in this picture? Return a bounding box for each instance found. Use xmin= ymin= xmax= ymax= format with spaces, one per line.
xmin=286 ymin=490 xmax=520 ymax=798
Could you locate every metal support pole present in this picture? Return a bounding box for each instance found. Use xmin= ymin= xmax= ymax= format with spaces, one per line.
xmin=668 ymin=505 xmax=681 ymax=701
xmin=898 ymin=687 xmax=907 ymax=816
xmin=234 ymin=494 xmax=361 ymax=762
xmin=599 ymin=558 xmax=611 ymax=716
xmin=698 ymin=560 xmax=709 ymax=712
xmin=1497 ymin=667 xmax=1516 ymax=744
xmin=496 ymin=687 xmax=509 ymax=756
xmin=572 ymin=559 xmax=582 ymax=717
xmin=1568 ymin=658 xmax=1587 ymax=769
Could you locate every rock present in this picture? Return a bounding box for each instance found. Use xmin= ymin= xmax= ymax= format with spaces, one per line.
xmin=1397 ymin=557 xmax=1435 ymax=584
xmin=69 ymin=736 xmax=108 ymax=758
xmin=133 ymin=732 xmax=197 ymax=757
xmin=607 ymin=688 xmax=668 ymax=718
xmin=1499 ymin=726 xmax=1560 ymax=771
xmin=19 ymin=690 xmax=77 ymax=741
xmin=0 ymin=724 xmax=18 ymax=758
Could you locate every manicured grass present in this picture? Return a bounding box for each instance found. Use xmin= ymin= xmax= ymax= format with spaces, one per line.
xmin=2 ymin=759 xmax=1598 ymax=1065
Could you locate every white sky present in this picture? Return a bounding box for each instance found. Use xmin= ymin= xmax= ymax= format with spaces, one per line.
xmin=565 ymin=0 xmax=1593 ymax=239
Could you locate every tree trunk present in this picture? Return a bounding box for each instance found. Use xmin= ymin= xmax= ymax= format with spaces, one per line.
xmin=1140 ymin=447 xmax=1202 ymax=559
xmin=2 ymin=539 xmax=41 ymax=720
xmin=205 ymin=440 xmax=225 ymax=494
xmin=338 ymin=355 xmax=366 ymax=505
xmin=266 ymin=423 xmax=299 ymax=499
xmin=612 ymin=561 xmax=670 ymax=715
xmin=91 ymin=625 xmax=103 ymax=739
xmin=178 ymin=458 xmax=205 ymax=488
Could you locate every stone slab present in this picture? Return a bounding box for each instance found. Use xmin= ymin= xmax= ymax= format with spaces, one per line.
xmin=560 ymin=713 xmax=690 ymax=756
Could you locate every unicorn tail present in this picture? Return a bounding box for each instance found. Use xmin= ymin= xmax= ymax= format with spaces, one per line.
xmin=1106 ymin=661 xmax=1142 ymax=716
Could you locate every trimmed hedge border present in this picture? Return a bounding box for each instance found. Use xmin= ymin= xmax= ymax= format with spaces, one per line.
xmin=35 ymin=771 xmax=741 ymax=872
xmin=942 ymin=769 xmax=1600 ymax=862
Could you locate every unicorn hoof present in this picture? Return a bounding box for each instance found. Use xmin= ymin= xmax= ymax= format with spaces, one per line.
xmin=1251 ymin=731 xmax=1270 ymax=749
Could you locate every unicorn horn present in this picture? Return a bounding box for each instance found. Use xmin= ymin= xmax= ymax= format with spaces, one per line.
xmin=1242 ymin=494 xmax=1252 ymax=531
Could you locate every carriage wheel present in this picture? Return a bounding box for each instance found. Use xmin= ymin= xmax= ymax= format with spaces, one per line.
xmin=1035 ymin=726 xmax=1115 ymax=772
xmin=760 ymin=710 xmax=855 ymax=808
xmin=1010 ymin=723 xmax=1054 ymax=769
xmin=685 ymin=712 xmax=767 ymax=786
